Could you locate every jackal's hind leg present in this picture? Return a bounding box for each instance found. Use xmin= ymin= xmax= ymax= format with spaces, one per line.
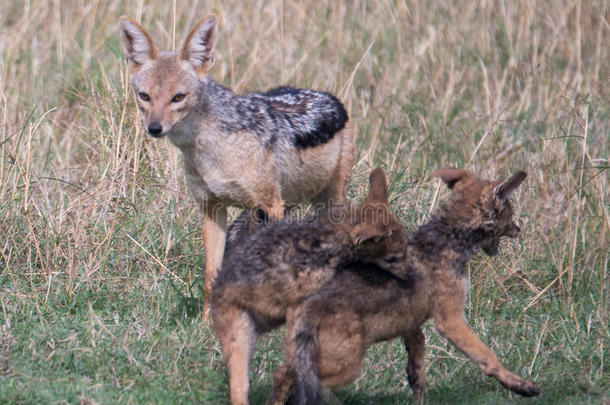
xmin=403 ymin=328 xmax=426 ymax=401
xmin=310 ymin=124 xmax=354 ymax=208
xmin=248 ymin=186 xmax=284 ymax=232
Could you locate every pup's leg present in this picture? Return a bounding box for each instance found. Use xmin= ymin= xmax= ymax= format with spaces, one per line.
xmin=297 ymin=306 xmax=366 ymax=393
xmin=403 ymin=328 xmax=425 ymax=400
xmin=213 ymin=304 xmax=258 ymax=405
xmin=202 ymin=203 xmax=227 ymax=321
xmin=434 ymin=312 xmax=540 ymax=397
xmin=266 ymin=363 xmax=295 ymax=405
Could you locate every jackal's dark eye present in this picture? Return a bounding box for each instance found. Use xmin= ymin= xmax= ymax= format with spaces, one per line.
xmin=138 ymin=92 xmax=150 ymax=102
xmin=172 ymin=93 xmax=186 ymax=103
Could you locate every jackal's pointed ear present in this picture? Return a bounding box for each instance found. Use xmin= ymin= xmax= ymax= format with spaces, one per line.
xmin=365 ymin=167 xmax=389 ymax=203
xmin=119 ymin=16 xmax=157 ymax=73
xmin=494 ymin=171 xmax=527 ymax=200
xmin=181 ymin=14 xmax=217 ymax=77
xmin=430 ymin=167 xmax=470 ymax=189
xmin=349 ymin=224 xmax=387 ymax=248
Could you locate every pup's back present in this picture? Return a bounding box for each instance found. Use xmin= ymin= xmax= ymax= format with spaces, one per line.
xmin=212 ymin=208 xmax=351 ymax=323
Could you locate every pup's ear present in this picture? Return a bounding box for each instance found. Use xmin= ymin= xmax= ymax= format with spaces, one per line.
xmin=119 ymin=16 xmax=157 ymax=73
xmin=349 ymin=224 xmax=387 ymax=247
xmin=366 ymin=167 xmax=388 ymax=203
xmin=494 ymin=171 xmax=527 ymax=200
xmin=430 ymin=167 xmax=470 ymax=189
xmin=181 ymin=14 xmax=217 ymax=77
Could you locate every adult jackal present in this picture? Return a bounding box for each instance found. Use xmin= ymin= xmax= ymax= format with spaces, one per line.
xmin=119 ymin=15 xmax=354 ymax=318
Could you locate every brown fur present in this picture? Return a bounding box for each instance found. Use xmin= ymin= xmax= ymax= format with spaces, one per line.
xmin=269 ymin=168 xmax=539 ymax=404
xmin=119 ymin=15 xmax=354 ymax=319
xmin=211 ymin=168 xmax=408 ymax=405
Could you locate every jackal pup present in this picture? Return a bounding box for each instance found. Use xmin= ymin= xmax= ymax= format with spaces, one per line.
xmin=268 ymin=168 xmax=540 ymax=404
xmin=119 ymin=15 xmax=353 ymax=317
xmin=211 ymin=168 xmax=408 ymax=405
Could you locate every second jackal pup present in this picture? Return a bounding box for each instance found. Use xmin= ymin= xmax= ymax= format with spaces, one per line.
xmin=211 ymin=168 xmax=408 ymax=405
xmin=268 ymin=168 xmax=540 ymax=404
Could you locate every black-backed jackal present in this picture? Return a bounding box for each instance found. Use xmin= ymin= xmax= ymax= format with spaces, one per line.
xmin=119 ymin=15 xmax=354 ymax=318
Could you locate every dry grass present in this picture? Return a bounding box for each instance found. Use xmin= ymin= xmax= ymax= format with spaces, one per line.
xmin=0 ymin=0 xmax=608 ymax=403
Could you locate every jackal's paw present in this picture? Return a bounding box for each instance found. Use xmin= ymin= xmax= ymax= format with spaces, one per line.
xmin=411 ymin=387 xmax=424 ymax=404
xmin=514 ymin=380 xmax=540 ymax=397
xmin=407 ymin=375 xmax=424 ymax=400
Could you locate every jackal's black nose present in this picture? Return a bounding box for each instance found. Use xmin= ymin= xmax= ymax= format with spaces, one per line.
xmin=148 ymin=122 xmax=163 ymax=136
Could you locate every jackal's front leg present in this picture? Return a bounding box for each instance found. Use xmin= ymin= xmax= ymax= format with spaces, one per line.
xmin=248 ymin=188 xmax=284 ymax=231
xmin=434 ymin=311 xmax=540 ymax=397
xmin=258 ymin=186 xmax=284 ymax=220
xmin=403 ymin=328 xmax=425 ymax=401
xmin=202 ymin=202 xmax=227 ymax=321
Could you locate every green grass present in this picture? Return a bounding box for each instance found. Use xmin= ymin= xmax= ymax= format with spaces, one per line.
xmin=1 ymin=0 xmax=608 ymax=404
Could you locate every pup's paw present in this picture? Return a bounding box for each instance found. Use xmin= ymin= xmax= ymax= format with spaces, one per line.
xmin=514 ymin=380 xmax=540 ymax=397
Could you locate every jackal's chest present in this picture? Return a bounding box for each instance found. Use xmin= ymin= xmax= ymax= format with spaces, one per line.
xmin=183 ymin=159 xmax=236 ymax=203
xmin=177 ymin=130 xmax=273 ymax=204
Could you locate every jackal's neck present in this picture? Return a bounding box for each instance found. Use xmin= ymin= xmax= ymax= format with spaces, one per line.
xmin=195 ymin=78 xmax=235 ymax=115
xmin=197 ymin=78 xmax=267 ymax=135
xmin=410 ymin=217 xmax=487 ymax=274
xmin=203 ymin=76 xmax=235 ymax=98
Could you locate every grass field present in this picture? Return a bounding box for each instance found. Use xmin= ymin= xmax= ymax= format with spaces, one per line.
xmin=0 ymin=0 xmax=608 ymax=403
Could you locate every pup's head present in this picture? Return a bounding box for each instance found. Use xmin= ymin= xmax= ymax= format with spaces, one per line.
xmin=119 ymin=15 xmax=217 ymax=137
xmin=347 ymin=168 xmax=407 ymax=267
xmin=431 ymin=168 xmax=527 ymax=256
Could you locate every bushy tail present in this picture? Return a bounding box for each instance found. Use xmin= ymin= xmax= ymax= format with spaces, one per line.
xmin=291 ymin=315 xmax=323 ymax=405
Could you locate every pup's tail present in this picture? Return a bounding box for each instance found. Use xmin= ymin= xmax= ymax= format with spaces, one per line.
xmin=291 ymin=312 xmax=323 ymax=405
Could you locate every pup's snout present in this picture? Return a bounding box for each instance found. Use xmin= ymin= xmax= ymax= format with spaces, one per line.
xmin=148 ymin=122 xmax=163 ymax=136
